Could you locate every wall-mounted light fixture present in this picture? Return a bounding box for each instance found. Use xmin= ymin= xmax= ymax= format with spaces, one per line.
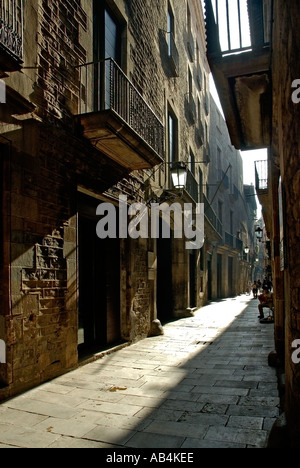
xmin=170 ymin=161 xmax=188 ymax=189
xmin=143 ymin=159 xmax=208 ymax=205
xmin=255 ymin=226 xmax=263 ymax=241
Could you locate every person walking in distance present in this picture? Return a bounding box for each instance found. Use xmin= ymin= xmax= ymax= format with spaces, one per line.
xmin=252 ymin=281 xmax=258 ymax=299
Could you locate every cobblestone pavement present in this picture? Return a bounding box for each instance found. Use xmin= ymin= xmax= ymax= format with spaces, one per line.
xmin=0 ymin=295 xmax=280 ymax=448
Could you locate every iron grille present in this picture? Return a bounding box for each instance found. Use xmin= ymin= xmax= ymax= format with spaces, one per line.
xmin=77 ymin=58 xmax=165 ymax=159
xmin=0 ymin=0 xmax=23 ymax=60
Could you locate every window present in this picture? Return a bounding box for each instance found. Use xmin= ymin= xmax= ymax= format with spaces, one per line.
xmin=187 ymin=3 xmax=194 ymax=61
xmin=198 ymin=168 xmax=203 ymax=203
xmin=105 ymin=10 xmax=118 ymax=61
xmin=218 ymin=200 xmax=223 ymax=224
xmin=189 ymin=150 xmax=195 ymax=176
xmin=230 ymin=210 xmax=234 ymax=235
xmin=166 ymin=3 xmax=179 ymax=77
xmin=217 ymin=147 xmax=222 ymax=180
xmin=167 ymin=5 xmax=175 ymax=57
xmin=187 ymin=4 xmax=191 ymax=35
xmin=93 ymin=2 xmax=124 ymax=110
xmin=168 ymin=110 xmax=178 ymax=164
xmin=188 ymin=68 xmax=193 ymax=97
xmin=94 ymin=2 xmax=122 ymax=64
xmin=196 ymin=42 xmax=202 ymax=89
xmin=187 ymin=67 xmax=196 ymax=122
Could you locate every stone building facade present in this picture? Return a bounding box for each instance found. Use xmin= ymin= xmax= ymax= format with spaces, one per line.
xmin=205 ymin=0 xmax=300 ymax=446
xmin=204 ymin=96 xmax=256 ymax=302
xmin=0 ymin=0 xmax=212 ymax=399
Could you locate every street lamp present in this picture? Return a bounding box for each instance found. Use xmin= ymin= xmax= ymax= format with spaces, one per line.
xmin=244 ymin=246 xmax=250 ymax=254
xmin=170 ymin=161 xmax=188 ymax=189
xmin=255 ymin=226 xmax=263 ymax=242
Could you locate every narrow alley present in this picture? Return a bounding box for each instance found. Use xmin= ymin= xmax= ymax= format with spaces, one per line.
xmin=0 ymin=295 xmax=280 ymax=449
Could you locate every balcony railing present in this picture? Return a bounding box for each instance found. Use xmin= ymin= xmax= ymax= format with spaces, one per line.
xmin=235 ymin=237 xmax=243 ymax=252
xmin=225 ymin=231 xmax=234 ymax=248
xmin=255 ymin=159 xmax=268 ymax=191
xmin=0 ymin=0 xmax=23 ymax=63
xmin=77 ymin=58 xmax=165 ymax=160
xmin=185 ymin=169 xmax=199 ymax=204
xmin=203 ymin=194 xmax=223 ymax=238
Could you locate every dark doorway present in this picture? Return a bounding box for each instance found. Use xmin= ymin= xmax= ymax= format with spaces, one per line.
xmin=217 ymin=253 xmax=222 ymax=298
xmin=189 ymin=251 xmax=197 ymax=307
xmin=78 ymin=193 xmax=121 ymax=355
xmin=156 ymin=220 xmax=173 ymax=323
xmin=228 ymin=257 xmax=234 ymax=297
xmin=207 ymin=256 xmax=212 ymax=301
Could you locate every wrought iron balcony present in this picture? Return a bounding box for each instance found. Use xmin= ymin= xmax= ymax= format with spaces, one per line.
xmin=235 ymin=237 xmax=243 ymax=252
xmin=0 ymin=0 xmax=23 ymax=72
xmin=204 ymin=0 xmax=272 ymax=150
xmin=76 ymin=58 xmax=164 ymax=172
xmin=185 ymin=169 xmax=199 ymax=204
xmin=224 ymin=231 xmax=234 ymax=248
xmin=203 ymin=193 xmax=223 ymax=240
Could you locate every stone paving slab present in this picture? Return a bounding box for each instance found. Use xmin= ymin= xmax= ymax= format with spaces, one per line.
xmin=0 ymin=296 xmax=280 ymax=449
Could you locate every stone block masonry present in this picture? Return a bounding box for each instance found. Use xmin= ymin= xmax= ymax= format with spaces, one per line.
xmin=0 ymin=296 xmax=280 ymax=448
xmin=0 ymin=118 xmax=154 ymax=398
xmin=36 ymin=0 xmax=88 ymax=126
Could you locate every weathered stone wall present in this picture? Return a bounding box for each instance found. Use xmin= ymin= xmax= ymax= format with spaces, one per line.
xmin=0 ymin=115 xmax=155 ymax=396
xmin=272 ymin=0 xmax=300 ymax=447
xmin=34 ymin=0 xmax=89 ymax=126
xmin=208 ymin=97 xmax=253 ymax=299
xmin=0 ymin=0 xmax=211 ymax=398
xmin=0 ymin=121 xmax=128 ymax=393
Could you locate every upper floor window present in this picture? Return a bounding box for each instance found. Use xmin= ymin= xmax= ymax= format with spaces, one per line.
xmin=189 ymin=150 xmax=195 ymax=176
xmin=167 ymin=5 xmax=175 ymax=57
xmin=94 ymin=2 xmax=122 ymax=65
xmin=168 ymin=110 xmax=178 ymax=164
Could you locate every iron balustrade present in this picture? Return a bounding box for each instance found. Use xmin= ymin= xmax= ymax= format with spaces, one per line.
xmin=77 ymin=58 xmax=165 ymax=159
xmin=0 ymin=0 xmax=23 ymax=60
xmin=225 ymin=231 xmax=234 ymax=248
xmin=203 ymin=193 xmax=223 ymax=237
xmin=235 ymin=237 xmax=243 ymax=252
xmin=185 ymin=169 xmax=199 ymax=204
